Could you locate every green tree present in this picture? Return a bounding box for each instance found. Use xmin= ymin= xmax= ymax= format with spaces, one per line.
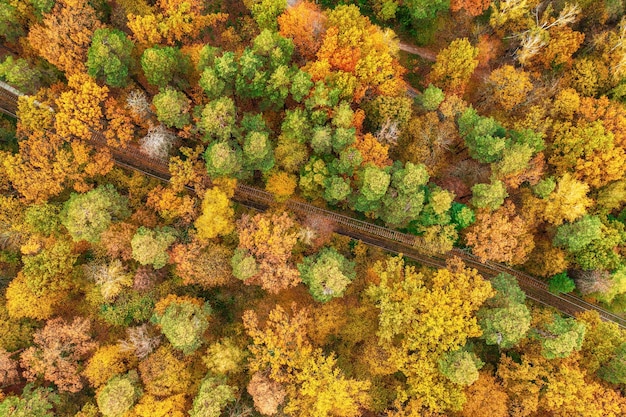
xmin=438 ymin=350 xmax=484 ymax=386
xmin=310 ymin=126 xmax=333 ymax=154
xmin=598 ymin=342 xmax=626 ymax=384
xmin=458 ymin=108 xmax=507 ymax=163
xmin=61 ymin=184 xmax=129 ymax=243
xmin=532 ymin=177 xmax=556 ymax=198
xmin=152 ymin=295 xmax=211 ymax=355
xmin=0 ymin=56 xmax=43 ymax=94
xmin=291 ymin=69 xmax=314 ymax=102
xmin=0 ymin=1 xmax=23 ymax=42
xmin=235 ymin=48 xmax=266 ymax=99
xmin=24 ymin=203 xmax=61 ymax=236
xmin=199 ymin=67 xmax=226 ymax=100
xmin=141 ymin=46 xmax=189 ymax=89
xmin=405 ymin=0 xmax=450 ymax=20
xmin=477 ymin=273 xmax=531 ymax=349
xmin=418 ymin=84 xmax=446 ymax=111
xmin=265 ymin=64 xmax=293 ymax=109
xmin=352 ymin=165 xmax=391 ymax=212
xmin=0 ymin=384 xmax=59 ymax=417
xmin=534 ymin=314 xmax=586 ymax=360
xmin=131 ymin=227 xmax=177 ymax=269
xmin=379 ymin=164 xmax=429 ymax=226
xmin=199 ymin=97 xmax=237 ymax=142
xmin=553 ymin=216 xmax=604 ymax=253
xmin=329 ymin=147 xmax=362 ymax=176
xmin=87 ymin=28 xmax=134 ymax=87
xmin=251 ymin=0 xmax=287 ymax=31
xmin=548 ymin=272 xmax=576 ymax=294
xmin=152 ymin=88 xmax=190 ymax=129
xmin=242 ymin=130 xmax=275 ymax=173
xmin=189 ymin=376 xmax=236 ymax=417
xmin=96 ymin=372 xmax=142 ymax=417
xmin=324 ymin=176 xmax=352 ymax=205
xmin=450 ymin=202 xmax=475 ymax=230
xmin=281 ymin=108 xmax=311 ymax=142
xmin=298 ymin=247 xmax=356 ymax=302
xmin=203 ymin=141 xmax=244 ymax=179
xmin=231 ymin=248 xmax=258 ymax=281
xmin=299 ymin=157 xmax=329 ymax=200
xmin=471 ymin=180 xmax=508 ymax=211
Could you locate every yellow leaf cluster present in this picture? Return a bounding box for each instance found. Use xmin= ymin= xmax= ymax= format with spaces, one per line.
xmin=147 ymin=185 xmax=197 ymax=224
xmin=55 ymin=73 xmax=108 ymax=141
xmin=244 ymin=305 xmax=371 ymax=416
xmin=5 ymin=272 xmax=67 ymax=320
xmin=27 ymin=0 xmax=104 ymax=75
xmin=128 ymin=0 xmax=228 ymax=46
xmin=430 ymin=38 xmax=479 ymax=93
xmin=83 ymin=344 xmax=137 ymax=388
xmin=542 ymin=173 xmax=592 ymax=225
xmin=194 ymin=186 xmax=234 ymax=240
xmin=265 ymin=170 xmax=297 ymax=202
xmin=236 ymin=211 xmax=301 ymax=293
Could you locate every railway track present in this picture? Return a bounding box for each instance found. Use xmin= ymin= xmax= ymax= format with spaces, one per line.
xmin=1 ymin=82 xmax=625 ymax=329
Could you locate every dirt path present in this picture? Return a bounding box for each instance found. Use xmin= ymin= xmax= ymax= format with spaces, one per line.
xmin=398 ymin=42 xmax=437 ymax=61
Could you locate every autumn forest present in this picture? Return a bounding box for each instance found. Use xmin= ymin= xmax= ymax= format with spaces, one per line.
xmin=1 ymin=0 xmax=626 ymax=416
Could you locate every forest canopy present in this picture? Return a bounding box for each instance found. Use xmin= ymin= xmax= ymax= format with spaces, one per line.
xmin=1 ymin=0 xmax=626 ymax=416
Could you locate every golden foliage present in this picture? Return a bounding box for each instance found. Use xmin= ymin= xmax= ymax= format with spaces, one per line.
xmin=147 ymin=185 xmax=197 ymax=224
xmin=236 ymin=211 xmax=301 ymax=293
xmin=138 ymin=345 xmax=191 ymax=397
xmin=127 ymin=0 xmax=228 ymax=46
xmin=27 ymin=0 xmax=104 ymax=75
xmin=459 ymin=372 xmax=509 ymax=417
xmin=170 ymin=237 xmax=233 ymax=288
xmin=430 ymin=38 xmax=479 ymax=93
xmin=464 ymin=202 xmax=536 ymax=265
xmin=55 ymin=73 xmax=108 ymax=141
xmin=266 ymin=170 xmax=298 ymax=202
xmin=278 ymin=1 xmax=326 ymax=60
xmin=5 ymin=272 xmax=67 ymax=320
xmin=542 ymin=173 xmax=593 ymax=225
xmin=194 ymin=186 xmax=235 ymax=240
xmin=488 ymin=65 xmax=533 ymax=111
xmin=83 ymin=344 xmax=137 ymax=388
xmin=353 ymin=134 xmax=391 ymax=168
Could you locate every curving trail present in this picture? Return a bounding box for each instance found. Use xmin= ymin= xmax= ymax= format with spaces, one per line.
xmin=1 ymin=81 xmax=624 ymax=329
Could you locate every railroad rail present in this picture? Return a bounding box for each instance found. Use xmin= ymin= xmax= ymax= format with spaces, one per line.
xmin=1 ymin=82 xmax=625 ymax=329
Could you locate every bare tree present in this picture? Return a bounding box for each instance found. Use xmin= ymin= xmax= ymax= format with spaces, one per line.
xmin=125 ymin=89 xmax=151 ymax=119
xmin=139 ymin=124 xmax=175 ymax=160
xmin=119 ymin=324 xmax=161 ymax=359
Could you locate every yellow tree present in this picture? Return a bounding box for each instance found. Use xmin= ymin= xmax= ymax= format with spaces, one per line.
xmin=27 ymin=0 xmax=104 ymax=75
xmin=549 ymin=120 xmax=625 ymax=189
xmin=310 ymin=5 xmax=405 ymax=101
xmin=366 ymin=256 xmax=493 ymax=413
xmin=55 ymin=73 xmax=109 ymax=141
xmin=487 ymin=65 xmax=533 ymax=111
xmin=194 ymin=185 xmax=235 ymax=240
xmin=244 ymin=305 xmax=371 ymax=417
xmin=146 ymin=185 xmax=197 ymax=225
xmin=542 ymin=173 xmax=593 ymax=226
xmin=170 ymin=237 xmax=233 ymax=288
xmin=127 ymin=0 xmax=228 ymax=46
xmin=459 ymin=372 xmax=509 ymax=417
xmin=429 ymin=38 xmax=479 ymax=93
xmin=278 ymin=1 xmax=326 ymax=60
xmin=235 ymin=211 xmax=301 ymax=293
